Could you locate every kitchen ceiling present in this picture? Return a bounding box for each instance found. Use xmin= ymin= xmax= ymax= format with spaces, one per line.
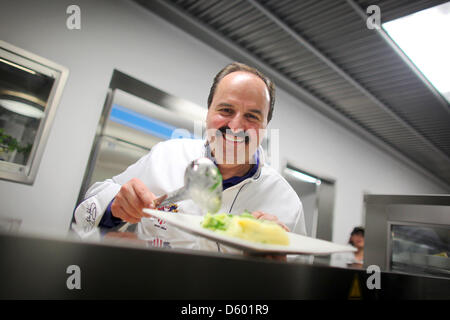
xmin=135 ymin=0 xmax=450 ymax=190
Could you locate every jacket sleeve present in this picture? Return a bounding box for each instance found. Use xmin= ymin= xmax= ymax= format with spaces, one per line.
xmin=98 ymin=197 xmax=124 ymax=228
xmin=71 ymin=179 xmax=122 ymax=238
xmin=71 ymin=144 xmax=159 ymax=239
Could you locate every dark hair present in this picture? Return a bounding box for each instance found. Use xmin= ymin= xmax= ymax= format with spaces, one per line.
xmin=207 ymin=62 xmax=275 ymax=122
xmin=351 ymin=227 xmax=365 ymax=236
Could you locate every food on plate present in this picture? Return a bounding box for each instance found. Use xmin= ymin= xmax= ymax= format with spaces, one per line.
xmin=201 ymin=212 xmax=289 ymax=245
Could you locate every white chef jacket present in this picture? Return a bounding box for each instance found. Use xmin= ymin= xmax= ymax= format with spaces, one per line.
xmin=72 ymin=138 xmax=306 ymax=252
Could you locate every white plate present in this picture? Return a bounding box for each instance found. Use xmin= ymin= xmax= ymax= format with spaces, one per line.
xmin=143 ymin=209 xmax=356 ymax=255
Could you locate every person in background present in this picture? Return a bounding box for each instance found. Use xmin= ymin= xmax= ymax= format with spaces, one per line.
xmin=330 ymin=226 xmax=365 ymax=268
xmin=348 ymin=226 xmax=365 ymax=266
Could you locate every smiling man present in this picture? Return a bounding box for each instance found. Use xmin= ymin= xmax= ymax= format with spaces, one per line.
xmin=206 ymin=66 xmax=269 ymax=176
xmin=72 ymin=62 xmax=306 ymax=250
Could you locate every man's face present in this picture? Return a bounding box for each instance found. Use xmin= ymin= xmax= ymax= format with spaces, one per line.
xmin=206 ymin=71 xmax=270 ymax=165
xmin=350 ymin=234 xmax=364 ymax=249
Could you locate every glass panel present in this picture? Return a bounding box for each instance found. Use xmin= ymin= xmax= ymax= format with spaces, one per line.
xmin=0 ymin=57 xmax=54 ymax=168
xmin=391 ymin=224 xmax=450 ymax=278
xmin=88 ymin=136 xmax=150 ymax=187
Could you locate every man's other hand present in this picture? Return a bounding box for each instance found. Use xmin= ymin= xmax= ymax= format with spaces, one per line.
xmin=111 ymin=178 xmax=158 ymax=224
xmin=251 ymin=211 xmax=290 ymax=232
xmin=249 ymin=211 xmax=289 ymax=262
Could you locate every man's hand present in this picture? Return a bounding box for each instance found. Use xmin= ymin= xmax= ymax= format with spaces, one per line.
xmin=249 ymin=211 xmax=290 ymax=262
xmin=251 ymin=211 xmax=290 ymax=232
xmin=111 ymin=178 xmax=159 ymax=224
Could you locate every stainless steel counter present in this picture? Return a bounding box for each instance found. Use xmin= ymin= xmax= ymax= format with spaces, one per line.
xmin=0 ymin=232 xmax=448 ymax=299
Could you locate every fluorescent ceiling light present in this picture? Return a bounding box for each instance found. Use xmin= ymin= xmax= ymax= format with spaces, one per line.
xmin=0 ymin=99 xmax=44 ymax=119
xmin=284 ymin=167 xmax=321 ymax=185
xmin=383 ymin=2 xmax=450 ymax=100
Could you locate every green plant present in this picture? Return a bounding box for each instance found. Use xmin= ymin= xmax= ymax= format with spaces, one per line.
xmin=0 ymin=128 xmax=32 ymax=155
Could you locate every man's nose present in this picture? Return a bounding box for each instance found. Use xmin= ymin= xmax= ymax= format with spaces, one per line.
xmin=228 ymin=113 xmax=245 ymax=132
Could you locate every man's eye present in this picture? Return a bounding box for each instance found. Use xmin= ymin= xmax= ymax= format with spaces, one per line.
xmin=220 ymin=108 xmax=232 ymax=113
xmin=246 ymin=114 xmax=259 ymax=120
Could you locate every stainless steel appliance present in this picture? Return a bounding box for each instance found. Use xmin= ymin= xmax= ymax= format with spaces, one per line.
xmin=283 ymin=165 xmax=335 ymax=240
xmin=364 ymin=194 xmax=449 ymax=279
xmin=78 ymin=87 xmax=206 ymax=203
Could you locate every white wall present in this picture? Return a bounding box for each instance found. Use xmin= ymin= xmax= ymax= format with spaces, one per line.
xmin=273 ymin=90 xmax=447 ymax=243
xmin=0 ymin=0 xmax=446 ymax=243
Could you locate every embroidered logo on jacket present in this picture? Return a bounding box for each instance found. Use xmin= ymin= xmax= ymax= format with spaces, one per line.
xmin=84 ymin=202 xmax=97 ymax=232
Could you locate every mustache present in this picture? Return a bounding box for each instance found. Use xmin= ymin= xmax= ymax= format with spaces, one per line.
xmin=217 ymin=126 xmax=250 ymax=143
